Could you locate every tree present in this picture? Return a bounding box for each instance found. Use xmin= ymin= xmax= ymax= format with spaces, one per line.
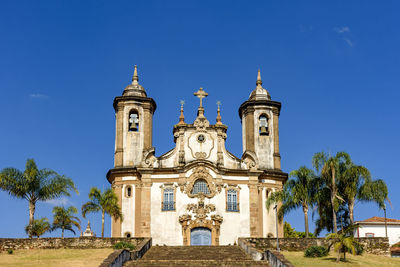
xmin=52 ymin=206 xmax=81 ymax=238
xmin=81 ymin=187 xmax=123 ymax=238
xmin=312 ymin=152 xmax=351 ymax=233
xmin=326 ymin=224 xmax=360 ymax=262
xmin=0 ymin=159 xmax=78 ymax=237
xmin=266 ymin=166 xmax=317 ymax=237
xmin=25 ymin=217 xmax=51 ymax=238
xmin=284 ymin=221 xmax=316 ymax=238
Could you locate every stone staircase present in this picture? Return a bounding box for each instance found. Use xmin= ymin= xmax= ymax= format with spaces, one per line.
xmin=124 ymin=245 xmax=269 ymax=266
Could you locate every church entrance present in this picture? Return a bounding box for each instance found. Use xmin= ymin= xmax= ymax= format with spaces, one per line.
xmin=190 ymin=227 xmax=211 ymax=246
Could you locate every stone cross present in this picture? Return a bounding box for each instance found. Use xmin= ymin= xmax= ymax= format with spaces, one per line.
xmin=194 ymin=87 xmax=208 ymax=108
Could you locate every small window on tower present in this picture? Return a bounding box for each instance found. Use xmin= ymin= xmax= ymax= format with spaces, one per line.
xmin=128 ymin=110 xmax=139 ymax=132
xmin=259 ymin=115 xmax=269 ymax=136
xmin=126 ymin=186 xmax=132 ymax=197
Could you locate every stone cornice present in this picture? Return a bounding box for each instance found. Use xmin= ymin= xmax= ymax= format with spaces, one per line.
xmin=113 ymin=95 xmax=157 ymax=113
xmin=107 ymin=160 xmax=288 ymax=184
xmin=238 ymin=99 xmax=282 ymax=119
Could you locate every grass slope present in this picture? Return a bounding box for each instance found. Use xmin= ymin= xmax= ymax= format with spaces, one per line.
xmin=282 ymin=251 xmax=400 ymax=267
xmin=0 ymin=248 xmax=113 ymax=267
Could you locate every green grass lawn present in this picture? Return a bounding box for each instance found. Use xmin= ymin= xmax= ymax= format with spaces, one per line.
xmin=0 ymin=248 xmax=113 ymax=267
xmin=282 ymin=251 xmax=400 ymax=267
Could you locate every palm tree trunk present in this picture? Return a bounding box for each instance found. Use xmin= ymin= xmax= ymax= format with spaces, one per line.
xmin=62 ymin=227 xmax=64 ymax=239
xmin=336 ymin=248 xmax=341 ymax=262
xmin=331 ymin=164 xmax=337 ymax=233
xmin=101 ymin=210 xmax=105 ymax=238
xmin=349 ymin=201 xmax=354 ymax=225
xmin=303 ymin=205 xmax=309 ymax=238
xmin=28 ymin=200 xmax=36 ymax=238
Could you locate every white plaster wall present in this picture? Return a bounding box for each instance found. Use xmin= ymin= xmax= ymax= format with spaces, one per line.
xmin=357 ymin=224 xmax=400 ymax=245
xmin=262 ymin=188 xmax=277 ymax=237
xmin=217 ymin=185 xmax=250 ymax=245
xmin=121 ymin=184 xmax=135 ymax=237
xmin=150 ymin=182 xmax=191 ymax=245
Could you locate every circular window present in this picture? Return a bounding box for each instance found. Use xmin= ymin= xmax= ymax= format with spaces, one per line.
xmin=197 ymin=134 xmax=205 ymax=143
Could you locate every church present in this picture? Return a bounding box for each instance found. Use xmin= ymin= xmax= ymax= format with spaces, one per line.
xmin=106 ymin=66 xmax=288 ymax=246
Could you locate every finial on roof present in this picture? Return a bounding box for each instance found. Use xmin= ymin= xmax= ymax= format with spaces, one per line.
xmin=256 ymin=69 xmax=262 ymax=87
xmin=178 ymin=100 xmax=185 ymax=125
xmin=249 ymin=68 xmax=271 ymax=100
xmin=216 ymin=101 xmax=222 ymax=125
xmin=194 ymin=87 xmax=208 ymax=117
xmin=123 ymin=65 xmax=147 ymax=97
xmin=132 ymin=65 xmax=139 ymax=85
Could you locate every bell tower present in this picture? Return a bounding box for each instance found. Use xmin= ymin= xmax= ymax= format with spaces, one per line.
xmin=113 ymin=65 xmax=156 ymax=167
xmin=238 ymin=70 xmax=281 ymax=170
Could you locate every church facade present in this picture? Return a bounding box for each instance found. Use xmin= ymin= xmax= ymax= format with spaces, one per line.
xmin=106 ymin=66 xmax=288 ymax=245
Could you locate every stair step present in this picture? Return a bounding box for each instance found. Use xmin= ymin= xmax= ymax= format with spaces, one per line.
xmin=141 ymin=245 xmax=252 ymax=261
xmin=125 ymin=260 xmax=269 ymax=267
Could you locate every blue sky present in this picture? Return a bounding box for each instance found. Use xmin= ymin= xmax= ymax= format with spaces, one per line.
xmin=0 ymin=0 xmax=399 ymax=238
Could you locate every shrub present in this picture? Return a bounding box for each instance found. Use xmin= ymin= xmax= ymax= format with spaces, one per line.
xmin=346 ymin=242 xmax=364 ymax=255
xmin=304 ymin=246 xmax=329 ymax=257
xmin=113 ymin=241 xmax=135 ymax=250
xmin=7 ymin=249 xmax=13 ymax=254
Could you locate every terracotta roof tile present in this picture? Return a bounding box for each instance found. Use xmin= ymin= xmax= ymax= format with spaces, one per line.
xmin=361 ymin=216 xmax=400 ymax=223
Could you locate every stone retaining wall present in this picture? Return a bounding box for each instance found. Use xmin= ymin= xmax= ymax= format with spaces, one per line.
xmin=0 ymin=237 xmax=145 ymax=251
xmin=238 ymin=237 xmax=390 ymax=256
xmin=99 ymin=238 xmax=152 ymax=267
xmin=265 ymin=250 xmax=295 ymax=267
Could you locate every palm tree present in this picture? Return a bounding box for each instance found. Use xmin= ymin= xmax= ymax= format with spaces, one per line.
xmin=312 ymin=152 xmax=351 ymax=233
xmin=338 ymin=164 xmax=371 ymax=225
xmin=25 ymin=217 xmax=51 ymax=238
xmin=0 ymin=159 xmax=78 ymax=237
xmin=266 ymin=166 xmax=317 ymax=238
xmin=52 ymin=206 xmax=81 ymax=238
xmin=326 ymin=224 xmax=360 ymax=262
xmin=81 ymin=187 xmax=123 ymax=238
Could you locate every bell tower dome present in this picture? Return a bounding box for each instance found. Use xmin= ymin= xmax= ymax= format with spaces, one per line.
xmin=238 ymin=70 xmax=282 ymax=170
xmin=113 ymin=65 xmax=156 ymax=167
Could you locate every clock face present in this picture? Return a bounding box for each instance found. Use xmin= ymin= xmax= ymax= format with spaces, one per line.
xmin=197 ymin=134 xmax=205 ymax=143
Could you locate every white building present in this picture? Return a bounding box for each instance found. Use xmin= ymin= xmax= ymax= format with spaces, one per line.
xmin=106 ymin=66 xmax=288 ymax=245
xmin=355 ymin=216 xmax=400 ymax=245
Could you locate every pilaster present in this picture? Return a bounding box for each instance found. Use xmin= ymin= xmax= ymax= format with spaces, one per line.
xmin=140 ymin=174 xmax=152 ymax=237
xmin=272 ymin=108 xmax=281 ymax=170
xmin=111 ymin=183 xmax=123 ymax=237
xmin=244 ymin=107 xmax=255 ymax=152
xmin=115 ymin=103 xmax=124 ymax=167
xmin=248 ymin=176 xmax=259 ymax=237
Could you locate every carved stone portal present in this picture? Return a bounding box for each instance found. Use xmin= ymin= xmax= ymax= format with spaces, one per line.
xmin=179 ymin=195 xmax=223 ymax=245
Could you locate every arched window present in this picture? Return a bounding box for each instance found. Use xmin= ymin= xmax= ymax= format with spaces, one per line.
xmin=128 ymin=110 xmax=139 ymax=132
xmin=125 ymin=232 xmax=131 ymax=238
xmin=191 ymin=179 xmax=210 ymax=194
xmin=162 ymin=188 xmax=175 ymax=211
xmin=125 ymin=185 xmax=132 ymax=198
xmin=227 ymin=189 xmax=239 ymax=212
xmin=259 ymin=115 xmax=269 ymax=136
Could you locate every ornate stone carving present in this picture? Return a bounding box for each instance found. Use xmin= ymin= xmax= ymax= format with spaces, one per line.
xmin=179 ymin=150 xmax=185 ymax=165
xmin=193 ymin=116 xmax=210 ymax=130
xmin=143 ymin=147 xmax=157 ymax=167
xmin=179 ymin=196 xmax=223 ymax=245
xmin=184 ymin=166 xmax=218 ymax=198
xmin=241 ymin=150 xmax=258 ymax=170
xmin=194 ymin=152 xmax=207 ymax=159
xmin=187 ymin=132 xmax=215 ymax=160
